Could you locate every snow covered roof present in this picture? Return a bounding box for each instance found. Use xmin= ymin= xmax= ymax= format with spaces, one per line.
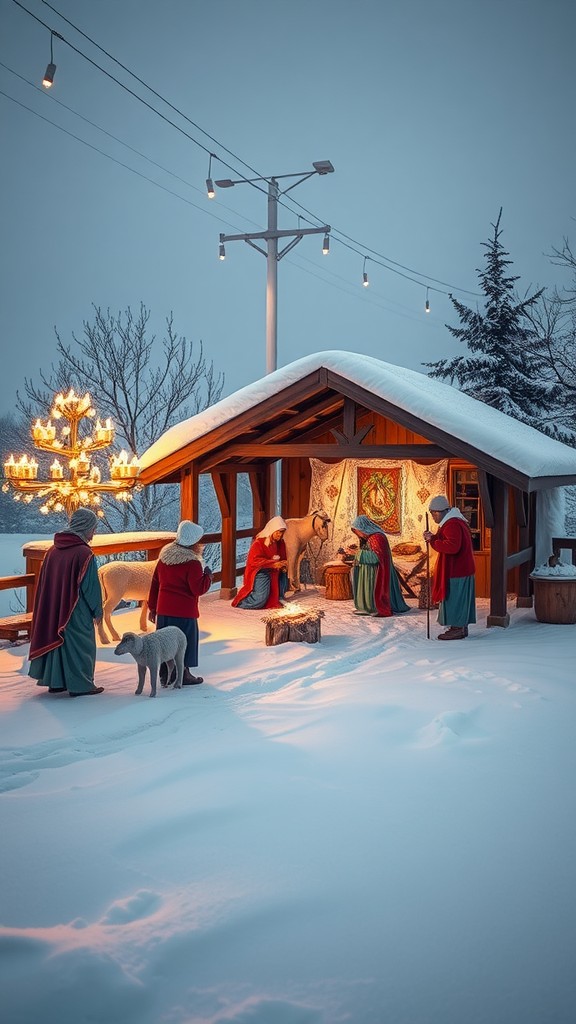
xmin=139 ymin=351 xmax=576 ymax=485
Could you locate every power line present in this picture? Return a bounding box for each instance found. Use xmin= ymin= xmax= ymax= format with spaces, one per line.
xmin=0 ymin=60 xmax=264 ymax=234
xmin=11 ymin=0 xmax=480 ymax=299
xmin=38 ymin=0 xmax=268 ymax=187
xmin=10 ymin=0 xmax=269 ymax=198
xmin=0 ymin=87 xmax=243 ymax=231
xmin=1 ymin=78 xmax=448 ymax=329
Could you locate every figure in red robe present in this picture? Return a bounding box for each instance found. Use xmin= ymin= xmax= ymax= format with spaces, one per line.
xmin=232 ymin=516 xmax=289 ymax=610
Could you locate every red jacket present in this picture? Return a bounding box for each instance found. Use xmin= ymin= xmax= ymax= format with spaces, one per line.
xmin=429 ymin=513 xmax=476 ymax=603
xmin=232 ymin=537 xmax=287 ymax=609
xmin=148 ymin=543 xmax=211 ymax=619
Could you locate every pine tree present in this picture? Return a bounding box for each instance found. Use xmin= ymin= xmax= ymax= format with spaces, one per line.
xmin=425 ymin=210 xmax=553 ymax=427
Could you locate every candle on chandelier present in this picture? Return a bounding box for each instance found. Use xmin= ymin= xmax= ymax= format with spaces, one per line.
xmin=50 ymin=459 xmax=64 ymax=480
xmin=77 ymin=451 xmax=90 ymax=475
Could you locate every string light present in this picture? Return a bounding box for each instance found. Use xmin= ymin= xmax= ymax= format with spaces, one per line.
xmin=206 ymin=153 xmax=215 ymax=199
xmin=362 ymin=255 xmax=370 ymax=287
xmin=42 ymin=30 xmax=60 ymax=88
xmin=10 ymin=4 xmax=481 ymax=309
xmin=219 ymin=235 xmax=225 ymax=260
xmin=425 ymin=287 xmax=430 ymax=313
xmin=322 ymin=231 xmax=330 ymax=255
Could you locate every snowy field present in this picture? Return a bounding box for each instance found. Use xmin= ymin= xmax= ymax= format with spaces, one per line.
xmin=1 ymin=539 xmax=576 ymax=1023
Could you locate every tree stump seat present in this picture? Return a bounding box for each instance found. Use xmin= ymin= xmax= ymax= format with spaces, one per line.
xmin=323 ymin=563 xmax=353 ymax=600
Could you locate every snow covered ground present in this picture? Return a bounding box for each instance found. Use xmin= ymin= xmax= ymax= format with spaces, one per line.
xmin=1 ymin=541 xmax=576 ymax=1023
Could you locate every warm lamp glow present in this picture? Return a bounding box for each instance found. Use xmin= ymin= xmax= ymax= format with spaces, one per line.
xmin=2 ymin=388 xmax=140 ymax=516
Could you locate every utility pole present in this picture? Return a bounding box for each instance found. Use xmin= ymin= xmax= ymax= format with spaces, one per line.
xmin=216 ymin=160 xmax=334 ymax=374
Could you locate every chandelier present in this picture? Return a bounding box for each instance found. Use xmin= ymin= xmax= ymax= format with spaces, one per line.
xmin=2 ymin=389 xmax=141 ymax=517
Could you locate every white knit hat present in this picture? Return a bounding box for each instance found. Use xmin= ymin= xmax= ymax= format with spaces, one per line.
xmin=429 ymin=495 xmax=451 ymax=512
xmin=176 ymin=520 xmax=204 ymax=546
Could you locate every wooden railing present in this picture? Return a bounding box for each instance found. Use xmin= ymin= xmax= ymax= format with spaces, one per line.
xmin=0 ymin=527 xmax=256 ymax=638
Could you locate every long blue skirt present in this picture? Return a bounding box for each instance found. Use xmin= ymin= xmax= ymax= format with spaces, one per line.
xmin=437 ymin=575 xmax=476 ymax=627
xmin=157 ymin=615 xmax=199 ymax=668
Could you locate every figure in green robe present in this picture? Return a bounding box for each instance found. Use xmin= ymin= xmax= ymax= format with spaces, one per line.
xmin=28 ymin=507 xmax=104 ymax=697
xmin=351 ymin=515 xmax=409 ymax=617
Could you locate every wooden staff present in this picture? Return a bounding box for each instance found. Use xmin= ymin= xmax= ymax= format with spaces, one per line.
xmin=425 ymin=512 xmax=431 ymax=640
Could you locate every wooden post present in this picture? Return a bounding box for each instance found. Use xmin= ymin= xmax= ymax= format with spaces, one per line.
xmin=212 ymin=470 xmax=237 ymax=600
xmin=514 ymin=489 xmax=533 ymax=608
xmin=249 ymin=469 xmax=267 ymax=535
xmin=487 ymin=476 xmax=510 ymax=627
xmin=180 ymin=465 xmax=198 ymax=521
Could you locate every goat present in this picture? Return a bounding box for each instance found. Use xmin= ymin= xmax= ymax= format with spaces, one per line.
xmin=284 ymin=510 xmax=331 ymax=591
xmin=97 ymin=560 xmax=157 ymax=644
xmin=114 ymin=627 xmax=186 ymax=697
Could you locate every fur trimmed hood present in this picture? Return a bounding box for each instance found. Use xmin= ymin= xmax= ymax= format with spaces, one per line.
xmin=159 ymin=542 xmax=204 ymax=567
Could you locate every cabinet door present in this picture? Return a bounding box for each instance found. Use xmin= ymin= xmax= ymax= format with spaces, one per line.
xmin=453 ymin=470 xmax=484 ymax=552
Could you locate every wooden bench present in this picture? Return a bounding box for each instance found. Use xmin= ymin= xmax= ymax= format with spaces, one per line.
xmin=0 ymin=574 xmax=36 ymax=641
xmin=0 ymin=612 xmax=33 ymax=641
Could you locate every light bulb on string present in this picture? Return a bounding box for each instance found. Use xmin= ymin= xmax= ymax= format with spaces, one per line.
xmin=362 ymin=256 xmax=370 ymax=287
xmin=206 ymin=153 xmax=216 ymax=199
xmin=425 ymin=287 xmax=430 ymax=313
xmin=42 ymin=31 xmax=60 ymax=88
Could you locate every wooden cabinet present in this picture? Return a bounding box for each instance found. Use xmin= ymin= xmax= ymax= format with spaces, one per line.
xmin=451 ymin=468 xmax=490 ymax=598
xmin=453 ymin=469 xmax=484 ymax=551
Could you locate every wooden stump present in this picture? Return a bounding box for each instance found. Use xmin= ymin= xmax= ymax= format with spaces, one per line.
xmin=264 ymin=610 xmax=323 ymax=646
xmin=530 ymin=576 xmax=576 ymax=624
xmin=324 ymin=564 xmax=353 ymax=600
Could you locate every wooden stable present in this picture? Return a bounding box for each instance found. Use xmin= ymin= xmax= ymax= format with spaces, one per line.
xmin=138 ymin=356 xmax=576 ymax=627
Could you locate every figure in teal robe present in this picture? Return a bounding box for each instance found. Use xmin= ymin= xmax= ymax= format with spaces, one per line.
xmin=28 ymin=509 xmax=104 ymax=696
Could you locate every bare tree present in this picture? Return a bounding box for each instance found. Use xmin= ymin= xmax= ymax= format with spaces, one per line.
xmin=17 ymin=304 xmax=224 ymax=530
xmin=526 ymin=240 xmax=576 ymax=441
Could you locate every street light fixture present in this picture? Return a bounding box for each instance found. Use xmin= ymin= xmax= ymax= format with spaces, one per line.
xmin=215 ymin=160 xmax=334 ymax=375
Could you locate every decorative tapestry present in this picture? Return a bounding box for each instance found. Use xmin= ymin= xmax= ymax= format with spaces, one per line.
xmin=357 ymin=467 xmax=402 ymax=533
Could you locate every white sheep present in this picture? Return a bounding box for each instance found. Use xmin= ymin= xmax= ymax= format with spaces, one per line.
xmin=114 ymin=626 xmax=187 ymax=697
xmin=97 ymin=560 xmax=157 ymax=644
xmin=284 ymin=510 xmax=331 ymax=591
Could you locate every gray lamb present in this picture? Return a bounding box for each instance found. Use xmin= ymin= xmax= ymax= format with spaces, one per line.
xmin=114 ymin=626 xmax=187 ymax=697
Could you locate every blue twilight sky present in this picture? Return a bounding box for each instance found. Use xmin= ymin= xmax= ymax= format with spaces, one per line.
xmin=1 ymin=0 xmax=575 ymax=421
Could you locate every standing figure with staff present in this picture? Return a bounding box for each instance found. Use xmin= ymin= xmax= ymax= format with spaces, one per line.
xmin=423 ymin=495 xmax=476 ymax=640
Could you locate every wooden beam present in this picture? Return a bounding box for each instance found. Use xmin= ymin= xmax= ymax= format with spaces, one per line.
xmin=515 ymin=492 xmax=533 ymax=606
xmin=487 ymin=476 xmax=510 ymax=627
xmin=212 ymin=471 xmax=237 ymax=599
xmin=513 ymin=488 xmax=528 ymax=528
xmin=478 ymin=470 xmax=494 ymax=528
xmin=324 ymin=370 xmax=538 ymax=492
xmin=211 ymin=471 xmax=230 ymax=518
xmin=330 ymin=424 xmax=372 ymax=446
xmin=180 ymin=465 xmax=197 ymax=520
xmin=217 ymin=443 xmax=450 ymax=460
xmin=248 ymin=470 xmax=266 ymax=532
xmin=254 ymin=394 xmax=342 ymax=444
xmin=506 ymin=547 xmax=533 ymax=570
xmin=138 ymin=370 xmax=327 ymax=483
xmin=342 ymin=397 xmax=356 ymax=439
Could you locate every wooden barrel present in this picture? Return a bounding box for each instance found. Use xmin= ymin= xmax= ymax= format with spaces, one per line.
xmin=324 ymin=563 xmax=353 ymax=600
xmin=530 ymin=576 xmax=576 ymax=624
